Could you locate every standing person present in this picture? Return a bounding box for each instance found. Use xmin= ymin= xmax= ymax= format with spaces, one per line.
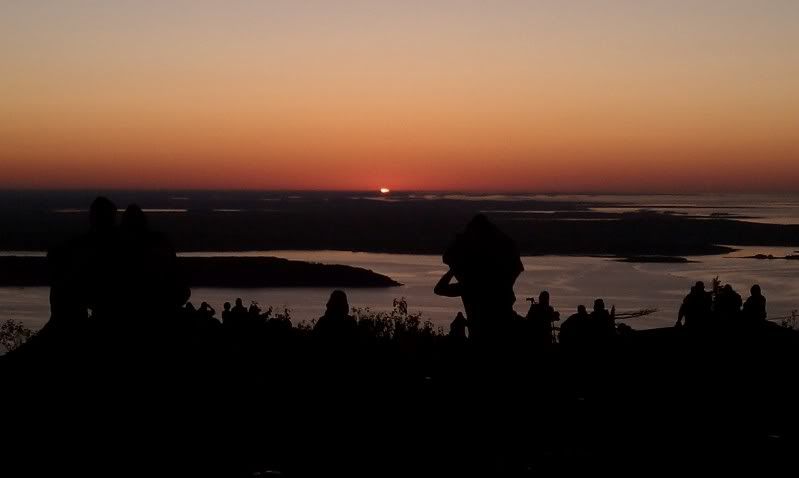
xmin=715 ymin=284 xmax=742 ymax=322
xmin=589 ymin=299 xmax=616 ymax=341
xmin=41 ymin=199 xmax=118 ymax=339
xmin=559 ymin=305 xmax=590 ymax=347
xmin=676 ymin=282 xmax=712 ymax=328
xmin=197 ymin=302 xmax=216 ymax=321
xmin=83 ymin=197 xmax=123 ymax=320
xmin=120 ymin=204 xmax=189 ymax=319
xmin=436 ymin=214 xmax=523 ymax=344
xmin=231 ymin=298 xmax=247 ymax=317
xmin=526 ymin=291 xmax=559 ymax=347
xmin=742 ymin=284 xmax=767 ymax=324
xmin=221 ymin=302 xmax=232 ymax=324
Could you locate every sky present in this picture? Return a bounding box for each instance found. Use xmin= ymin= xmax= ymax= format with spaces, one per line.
xmin=1 ymin=1 xmax=798 ymax=192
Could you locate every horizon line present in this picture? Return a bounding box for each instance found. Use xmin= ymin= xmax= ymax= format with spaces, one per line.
xmin=2 ymin=188 xmax=799 ymax=196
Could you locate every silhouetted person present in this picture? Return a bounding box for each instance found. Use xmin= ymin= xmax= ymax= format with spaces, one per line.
xmin=715 ymin=284 xmax=742 ymax=322
xmin=119 ymin=204 xmax=189 ymax=318
xmin=82 ymin=197 xmax=123 ymax=319
xmin=44 ymin=197 xmax=120 ymax=328
xmin=198 ymin=302 xmax=216 ymax=320
xmin=222 ymin=302 xmax=232 ymax=324
xmin=439 ymin=214 xmax=523 ymax=343
xmin=676 ymin=281 xmax=712 ymax=328
xmin=120 ymin=203 xmax=147 ymax=232
xmin=43 ymin=197 xmax=124 ymax=340
xmin=225 ymin=298 xmax=248 ymax=329
xmin=314 ymin=290 xmax=357 ymax=340
xmin=248 ymin=302 xmax=262 ymax=320
xmin=196 ymin=301 xmax=221 ymax=330
xmin=742 ymin=284 xmax=767 ymax=324
xmin=232 ymin=298 xmax=247 ymax=316
xmin=589 ymin=299 xmax=616 ymax=340
xmin=526 ymin=291 xmax=559 ymax=347
xmin=448 ymin=312 xmax=468 ymax=343
xmin=559 ymin=305 xmax=589 ymax=347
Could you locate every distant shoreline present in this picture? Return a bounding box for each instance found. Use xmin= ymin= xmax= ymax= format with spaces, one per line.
xmin=1 ymin=192 xmax=798 ymax=259
xmin=740 ymin=254 xmax=799 ymax=261
xmin=615 ymin=255 xmax=695 ymax=264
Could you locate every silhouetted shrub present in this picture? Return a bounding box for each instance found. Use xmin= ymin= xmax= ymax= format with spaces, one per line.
xmin=0 ymin=319 xmax=33 ymax=353
xmin=351 ymin=297 xmax=444 ymax=342
xmin=780 ymin=310 xmax=798 ymax=330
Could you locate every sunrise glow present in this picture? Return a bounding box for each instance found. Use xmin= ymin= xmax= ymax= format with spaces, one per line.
xmin=1 ymin=2 xmax=797 ymax=192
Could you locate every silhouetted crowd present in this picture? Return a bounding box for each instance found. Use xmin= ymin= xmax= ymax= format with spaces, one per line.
xmin=181 ymin=297 xmax=292 ymax=333
xmin=676 ymin=280 xmax=767 ymax=328
xmin=36 ymin=200 xmax=776 ymax=353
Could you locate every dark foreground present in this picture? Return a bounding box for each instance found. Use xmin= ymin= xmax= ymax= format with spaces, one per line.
xmin=2 ymin=314 xmax=798 ymax=477
xmin=3 ymin=194 xmax=798 ymax=476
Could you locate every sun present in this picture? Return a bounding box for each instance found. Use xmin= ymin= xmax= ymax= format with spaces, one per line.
xmin=379 ymin=187 xmax=390 ymax=194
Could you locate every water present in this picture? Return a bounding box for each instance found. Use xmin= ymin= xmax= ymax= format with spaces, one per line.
xmin=3 ymin=192 xmax=798 ymax=331
xmin=3 ymin=247 xmax=798 ymax=332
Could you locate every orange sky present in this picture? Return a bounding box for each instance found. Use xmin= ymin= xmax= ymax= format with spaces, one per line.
xmin=1 ymin=1 xmax=798 ymax=192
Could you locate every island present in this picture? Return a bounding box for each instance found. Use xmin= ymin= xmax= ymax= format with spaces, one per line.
xmin=615 ymin=255 xmax=693 ymax=263
xmin=0 ymin=256 xmax=402 ymax=288
xmin=742 ymin=254 xmax=799 ymax=261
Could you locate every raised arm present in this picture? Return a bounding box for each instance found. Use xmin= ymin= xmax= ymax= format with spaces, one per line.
xmin=434 ymin=269 xmax=462 ymax=297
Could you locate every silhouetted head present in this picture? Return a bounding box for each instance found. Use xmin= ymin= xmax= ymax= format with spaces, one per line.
xmin=723 ymin=284 xmax=733 ymax=293
xmin=235 ymin=298 xmax=243 ymax=307
xmin=593 ymin=299 xmax=605 ymax=312
xmin=121 ymin=204 xmax=147 ymax=234
xmin=577 ymin=305 xmax=587 ymax=315
xmin=89 ymin=196 xmax=117 ymax=233
xmin=694 ymin=281 xmax=705 ymax=292
xmin=751 ymin=284 xmax=761 ymax=296
xmin=326 ymin=290 xmax=349 ymax=317
xmin=465 ymin=214 xmax=493 ymax=235
xmin=200 ymin=301 xmax=209 ymax=310
xmin=538 ymin=291 xmax=550 ymax=306
xmin=224 ymin=302 xmax=231 ymax=311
